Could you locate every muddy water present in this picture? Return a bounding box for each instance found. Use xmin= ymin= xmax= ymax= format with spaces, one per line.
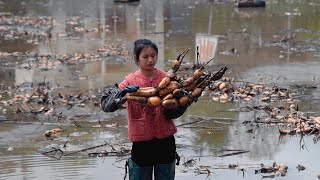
xmin=0 ymin=0 xmax=320 ymax=179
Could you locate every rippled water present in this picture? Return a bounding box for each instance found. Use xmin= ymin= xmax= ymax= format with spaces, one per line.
xmin=1 ymin=0 xmax=320 ymax=179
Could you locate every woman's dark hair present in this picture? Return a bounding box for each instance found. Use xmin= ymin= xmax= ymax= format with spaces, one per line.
xmin=133 ymin=39 xmax=158 ymax=63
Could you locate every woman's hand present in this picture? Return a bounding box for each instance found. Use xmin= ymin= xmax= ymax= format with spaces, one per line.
xmin=117 ymin=85 xmax=140 ymax=98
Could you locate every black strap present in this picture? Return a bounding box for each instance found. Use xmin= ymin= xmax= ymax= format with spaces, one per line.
xmin=124 ymin=160 xmax=128 ymax=180
xmin=175 ymin=152 xmax=180 ymax=166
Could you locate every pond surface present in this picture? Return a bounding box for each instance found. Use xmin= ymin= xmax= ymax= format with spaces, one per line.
xmin=0 ymin=0 xmax=320 ymax=179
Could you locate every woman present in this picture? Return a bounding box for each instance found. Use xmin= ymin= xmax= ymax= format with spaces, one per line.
xmin=101 ymin=39 xmax=186 ymax=180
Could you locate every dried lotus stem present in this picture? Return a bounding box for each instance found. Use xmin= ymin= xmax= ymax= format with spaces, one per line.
xmin=171 ymin=48 xmax=190 ymax=73
xmin=159 ymin=81 xmax=180 ymax=97
xmin=127 ymin=87 xmax=158 ymax=97
xmin=162 ymin=99 xmax=178 ymax=109
xmin=158 ymin=77 xmax=171 ymax=89
xmin=191 ymin=88 xmax=204 ymax=98
xmin=178 ymin=96 xmax=190 ymax=106
xmin=126 ymin=95 xmax=148 ymax=103
xmin=147 ymin=96 xmax=162 ymax=107
xmin=163 ymin=94 xmax=174 ymax=101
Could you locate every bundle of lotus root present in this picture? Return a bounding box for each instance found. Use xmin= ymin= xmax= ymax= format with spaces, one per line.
xmin=126 ymin=48 xmax=228 ymax=109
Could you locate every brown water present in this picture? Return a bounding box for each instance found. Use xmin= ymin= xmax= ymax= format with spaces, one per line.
xmin=1 ymin=0 xmax=320 ymax=179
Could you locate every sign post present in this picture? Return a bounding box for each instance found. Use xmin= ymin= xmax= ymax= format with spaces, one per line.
xmin=195 ymin=33 xmax=219 ymax=66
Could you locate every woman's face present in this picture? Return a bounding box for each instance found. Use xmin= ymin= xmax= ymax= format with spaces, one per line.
xmin=136 ymin=47 xmax=157 ymax=71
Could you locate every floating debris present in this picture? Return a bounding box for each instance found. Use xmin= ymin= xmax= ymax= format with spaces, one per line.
xmin=44 ymin=127 xmax=62 ymax=138
xmin=255 ymin=162 xmax=288 ymax=177
xmin=296 ymin=164 xmax=306 ymax=172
